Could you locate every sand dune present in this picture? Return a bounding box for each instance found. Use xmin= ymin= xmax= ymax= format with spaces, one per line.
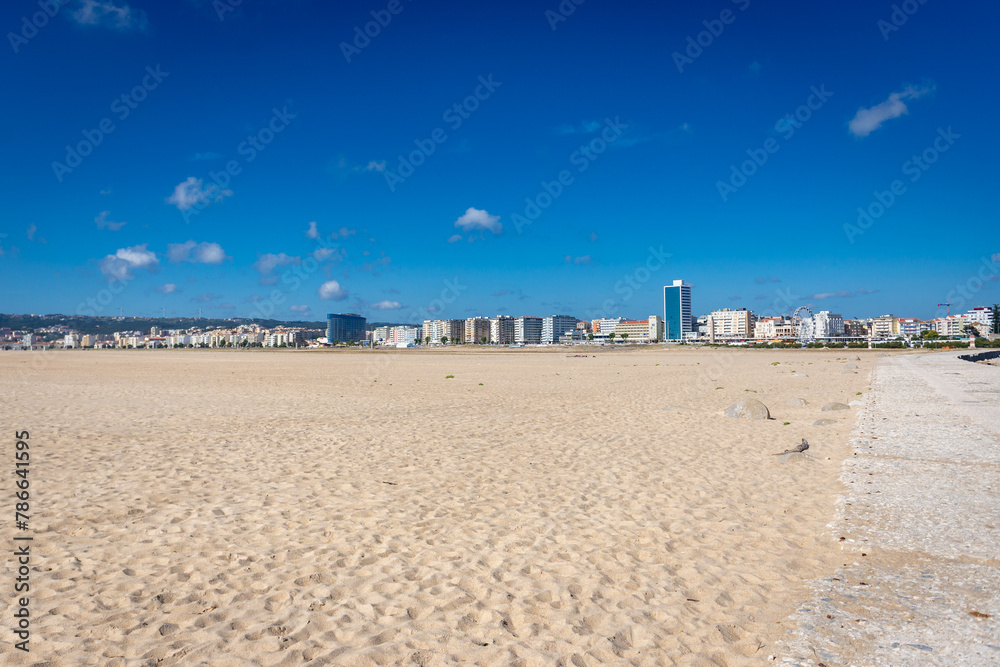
xmin=1 ymin=347 xmax=871 ymax=665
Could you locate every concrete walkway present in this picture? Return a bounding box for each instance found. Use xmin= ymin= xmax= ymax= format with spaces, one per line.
xmin=777 ymin=351 xmax=1000 ymax=665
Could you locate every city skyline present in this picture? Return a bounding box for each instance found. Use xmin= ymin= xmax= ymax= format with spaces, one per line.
xmin=2 ymin=1 xmax=999 ymax=321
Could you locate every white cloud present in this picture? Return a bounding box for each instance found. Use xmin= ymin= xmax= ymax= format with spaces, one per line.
xmin=26 ymin=224 xmax=37 ymax=241
xmin=253 ymin=253 xmax=299 ymax=275
xmin=73 ymin=0 xmax=148 ymax=30
xmin=95 ymin=210 xmax=127 ymax=231
xmin=167 ymin=240 xmax=228 ymax=264
xmin=99 ymin=244 xmax=157 ymax=281
xmin=447 ymin=234 xmax=463 ymax=243
xmin=362 ymin=161 xmax=386 ymax=172
xmin=318 ymin=280 xmax=348 ymax=301
xmin=849 ymin=85 xmax=933 ymax=137
xmin=157 ymin=283 xmax=178 ymax=294
xmin=454 ymin=207 xmax=501 ymax=234
xmin=289 ymin=305 xmax=311 ymax=313
xmin=370 ymin=300 xmax=402 ymax=310
xmin=166 ymin=177 xmax=232 ymax=211
xmin=331 ymin=227 xmax=356 ymax=238
xmin=305 ymin=221 xmax=319 ymax=239
xmin=313 ymin=247 xmax=340 ymax=262
xmin=564 ymin=255 xmax=592 ymax=265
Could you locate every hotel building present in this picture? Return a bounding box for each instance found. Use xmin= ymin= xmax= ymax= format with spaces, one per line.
xmin=663 ymin=279 xmax=692 ymax=341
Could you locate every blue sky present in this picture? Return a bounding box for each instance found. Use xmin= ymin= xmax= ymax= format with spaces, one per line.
xmin=2 ymin=0 xmax=998 ymax=323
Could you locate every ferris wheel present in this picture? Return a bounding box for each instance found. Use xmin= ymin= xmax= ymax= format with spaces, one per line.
xmin=791 ymin=306 xmax=814 ymax=343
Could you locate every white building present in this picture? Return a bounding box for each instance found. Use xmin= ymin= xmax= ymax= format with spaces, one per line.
xmin=812 ymin=311 xmax=844 ymax=339
xmin=541 ymin=315 xmax=579 ymax=344
xmin=966 ymin=307 xmax=994 ymax=334
xmin=592 ymin=317 xmax=624 ymax=340
xmin=389 ymin=326 xmax=419 ymax=345
xmin=707 ymin=308 xmax=754 ymax=341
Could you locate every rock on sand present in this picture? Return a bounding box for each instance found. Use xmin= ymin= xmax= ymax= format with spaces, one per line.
xmin=724 ymin=399 xmax=770 ymax=420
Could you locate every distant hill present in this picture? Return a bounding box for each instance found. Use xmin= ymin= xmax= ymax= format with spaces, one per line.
xmin=0 ymin=314 xmax=418 ymax=335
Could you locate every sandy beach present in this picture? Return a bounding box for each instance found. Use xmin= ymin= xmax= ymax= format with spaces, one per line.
xmin=2 ymin=347 xmax=874 ymax=665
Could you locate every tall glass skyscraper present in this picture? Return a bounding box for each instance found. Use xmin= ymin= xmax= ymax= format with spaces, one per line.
xmin=326 ymin=313 xmax=367 ymax=343
xmin=663 ymin=280 xmax=692 ymax=341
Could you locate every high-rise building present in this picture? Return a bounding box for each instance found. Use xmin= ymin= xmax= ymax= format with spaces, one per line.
xmin=464 ymin=317 xmax=491 ymax=344
xmin=515 ymin=316 xmax=543 ymax=344
xmin=441 ymin=319 xmax=465 ymax=343
xmin=490 ymin=315 xmax=515 ymax=344
xmin=541 ymin=315 xmax=579 ymax=344
xmin=663 ymin=280 xmax=692 ymax=341
xmin=326 ymin=313 xmax=366 ymax=343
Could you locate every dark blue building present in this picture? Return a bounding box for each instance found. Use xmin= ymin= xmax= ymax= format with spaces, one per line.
xmin=326 ymin=313 xmax=366 ymax=344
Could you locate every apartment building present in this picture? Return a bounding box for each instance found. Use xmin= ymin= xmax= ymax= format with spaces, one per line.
xmin=812 ymin=311 xmax=844 ymax=339
xmin=870 ymin=315 xmax=899 ymax=339
xmin=897 ymin=318 xmax=925 ymax=337
xmin=612 ymin=316 xmax=664 ymax=343
xmin=490 ymin=315 xmax=515 ymax=344
xmin=464 ymin=317 xmax=491 ymax=344
xmin=515 ymin=316 xmax=543 ymax=344
xmin=592 ymin=318 xmax=624 ymax=339
xmin=441 ymin=319 xmax=465 ymax=343
xmin=966 ymin=307 xmax=995 ymax=333
xmin=541 ymin=315 xmax=579 ymax=344
xmin=422 ymin=320 xmax=463 ymax=344
xmin=707 ymin=308 xmax=754 ymax=340
xmin=843 ymin=320 xmax=868 ymax=339
xmin=934 ymin=315 xmax=970 ymax=338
